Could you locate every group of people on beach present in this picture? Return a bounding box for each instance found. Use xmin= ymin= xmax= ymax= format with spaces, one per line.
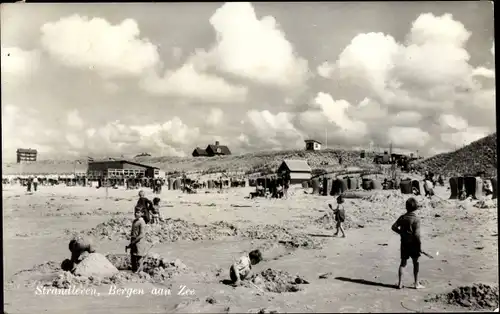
xmin=66 ymin=185 xmax=424 ymax=289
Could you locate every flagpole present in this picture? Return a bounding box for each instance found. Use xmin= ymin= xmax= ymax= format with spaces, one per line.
xmin=325 ymin=128 xmax=328 ymax=150
xmin=74 ymin=160 xmax=77 ymax=186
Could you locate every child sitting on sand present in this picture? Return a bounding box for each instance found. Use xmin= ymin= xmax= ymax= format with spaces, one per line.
xmin=151 ymin=197 xmax=162 ymax=224
xmin=230 ymin=249 xmax=263 ymax=286
xmin=328 ymin=195 xmax=346 ymax=238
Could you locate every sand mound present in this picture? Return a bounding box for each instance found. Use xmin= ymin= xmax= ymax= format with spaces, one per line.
xmin=361 ymin=190 xmax=405 ymax=203
xmin=86 ymin=218 xmax=319 ymax=248
xmin=313 ymin=213 xmax=363 ymax=230
xmin=52 ymin=271 xmax=103 ymax=289
xmin=420 ymin=197 xmax=448 ymax=209
xmin=5 ymin=261 xmax=61 ymax=289
xmin=14 ymin=261 xmax=60 ymax=274
xmin=73 ymin=253 xmax=119 ymax=277
xmin=106 ymin=253 xmax=189 ymax=282
xmin=86 ymin=217 xmax=237 ymax=243
xmin=238 ymin=224 xmax=321 ymax=248
xmin=417 ymin=132 xmax=496 ymax=177
xmin=248 ymin=268 xmax=309 ymax=293
xmin=427 ymin=283 xmax=499 ymax=310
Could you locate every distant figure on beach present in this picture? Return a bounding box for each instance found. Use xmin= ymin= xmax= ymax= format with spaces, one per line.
xmin=27 ymin=177 xmax=32 ymax=192
xmin=391 ymin=197 xmax=424 ymax=290
xmin=33 ymin=176 xmax=39 ymax=192
xmin=329 ymin=195 xmax=346 ymax=238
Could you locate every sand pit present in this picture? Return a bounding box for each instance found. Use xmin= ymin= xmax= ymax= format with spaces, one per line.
xmin=106 ymin=253 xmax=190 ymax=282
xmin=426 ymin=283 xmax=499 ymax=310
xmin=237 ymin=224 xmax=322 ymax=248
xmin=86 ymin=217 xmax=238 ymax=242
xmin=245 ymin=268 xmax=309 ymax=293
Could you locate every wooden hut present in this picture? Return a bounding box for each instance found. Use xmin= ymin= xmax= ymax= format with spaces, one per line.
xmin=277 ymin=160 xmax=312 ymax=185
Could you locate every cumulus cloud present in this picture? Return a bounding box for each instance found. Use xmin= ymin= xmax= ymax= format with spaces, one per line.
xmin=83 ymin=117 xmax=201 ymax=157
xmin=244 ymin=110 xmax=304 ymax=150
xmin=388 ymin=127 xmax=430 ymax=149
xmin=65 ymin=133 xmax=85 ymax=149
xmin=207 ymin=108 xmax=224 ymax=126
xmin=389 ymin=111 xmax=423 ymax=126
xmin=310 ymin=92 xmax=367 ymax=136
xmin=440 ymin=126 xmax=490 ymax=147
xmin=2 ymin=105 xmax=58 ymax=159
xmin=40 ymin=15 xmax=160 ymax=78
xmin=334 ymin=32 xmax=400 ymax=99
xmin=141 ymin=63 xmax=247 ymax=103
xmin=322 ymin=12 xmax=495 ymax=155
xmin=439 ymin=114 xmax=468 ymax=131
xmin=194 ymin=2 xmax=309 ymax=88
xmin=317 ymin=61 xmax=334 ymax=78
xmin=472 ymin=66 xmax=495 ymax=79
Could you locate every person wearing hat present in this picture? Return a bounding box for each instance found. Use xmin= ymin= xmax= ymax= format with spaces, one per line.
xmin=391 ymin=197 xmax=424 ymax=289
xmin=328 ymin=195 xmax=346 ymax=238
xmin=136 ymin=190 xmax=153 ymax=224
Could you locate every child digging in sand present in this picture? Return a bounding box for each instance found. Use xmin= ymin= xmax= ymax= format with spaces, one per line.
xmin=328 ymin=195 xmax=346 ymax=238
xmin=230 ymin=249 xmax=263 ymax=286
xmin=391 ymin=197 xmax=424 ymax=289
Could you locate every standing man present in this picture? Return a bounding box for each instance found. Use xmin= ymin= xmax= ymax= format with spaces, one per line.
xmin=33 ymin=176 xmax=39 ymax=192
xmin=283 ymin=173 xmax=290 ymax=199
xmin=136 ymin=190 xmax=153 ymax=224
xmin=27 ymin=176 xmax=32 ymax=192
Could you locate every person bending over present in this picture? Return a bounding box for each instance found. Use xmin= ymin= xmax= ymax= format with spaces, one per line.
xmin=230 ymin=249 xmax=263 ymax=286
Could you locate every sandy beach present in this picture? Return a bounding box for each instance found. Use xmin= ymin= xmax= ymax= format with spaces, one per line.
xmin=3 ymin=183 xmax=498 ymax=313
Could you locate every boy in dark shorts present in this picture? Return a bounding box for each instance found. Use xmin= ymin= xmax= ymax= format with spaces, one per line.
xmin=391 ymin=197 xmax=424 ymax=289
xmin=229 ymin=249 xmax=263 ymax=286
xmin=328 ymin=195 xmax=346 ymax=238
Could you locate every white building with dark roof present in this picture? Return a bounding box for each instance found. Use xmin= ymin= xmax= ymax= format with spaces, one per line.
xmin=277 ymin=159 xmax=312 ymax=184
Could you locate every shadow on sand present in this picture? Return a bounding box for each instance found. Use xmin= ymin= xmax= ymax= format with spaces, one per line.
xmin=307 ymin=233 xmax=333 ymax=238
xmin=335 ymin=277 xmax=397 ymax=289
xmin=220 ymin=279 xmax=236 ymax=286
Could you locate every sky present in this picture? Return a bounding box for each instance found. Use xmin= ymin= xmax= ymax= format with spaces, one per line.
xmin=1 ymin=2 xmax=496 ymax=162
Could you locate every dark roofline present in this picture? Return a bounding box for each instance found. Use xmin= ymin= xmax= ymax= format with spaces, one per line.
xmin=17 ymin=149 xmax=38 ymax=153
xmin=304 ymin=139 xmax=322 ymax=144
xmin=206 ymin=144 xmax=231 ymax=155
xmin=89 ymin=159 xmax=159 ymax=169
